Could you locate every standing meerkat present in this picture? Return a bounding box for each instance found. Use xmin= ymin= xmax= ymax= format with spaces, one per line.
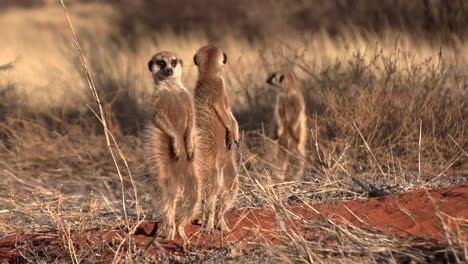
xmin=193 ymin=45 xmax=239 ymax=232
xmin=144 ymin=51 xmax=200 ymax=241
xmin=266 ymin=71 xmax=307 ymax=181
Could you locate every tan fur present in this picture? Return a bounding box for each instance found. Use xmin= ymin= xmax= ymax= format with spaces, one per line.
xmin=144 ymin=51 xmax=200 ymax=241
xmin=193 ymin=45 xmax=239 ymax=232
xmin=266 ymin=71 xmax=307 ymax=180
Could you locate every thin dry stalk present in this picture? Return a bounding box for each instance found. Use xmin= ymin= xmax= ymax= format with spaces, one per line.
xmin=59 ymin=1 xmax=141 ymax=261
xmin=353 ymin=121 xmax=386 ymax=177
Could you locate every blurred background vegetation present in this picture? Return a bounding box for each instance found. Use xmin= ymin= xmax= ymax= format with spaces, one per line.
xmin=117 ymin=0 xmax=468 ymax=44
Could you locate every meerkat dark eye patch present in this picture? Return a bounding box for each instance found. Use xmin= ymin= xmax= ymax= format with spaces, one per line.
xmin=193 ymin=55 xmax=198 ymax=66
xmin=157 ymin=60 xmax=166 ymax=68
xmin=223 ymin=52 xmax=227 ymax=64
xmin=171 ymin=59 xmax=177 ymax=67
xmin=279 ymin=75 xmax=285 ymax=83
xmin=266 ymin=73 xmax=276 ymax=84
xmin=148 ymin=60 xmax=154 ymax=72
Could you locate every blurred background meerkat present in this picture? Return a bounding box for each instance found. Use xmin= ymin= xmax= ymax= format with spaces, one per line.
xmin=266 ymin=71 xmax=307 ymax=181
xmin=144 ymin=51 xmax=200 ymax=241
xmin=193 ymin=45 xmax=239 ymax=232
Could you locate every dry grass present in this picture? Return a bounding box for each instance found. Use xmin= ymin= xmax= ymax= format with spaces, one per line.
xmin=0 ymin=1 xmax=466 ymax=263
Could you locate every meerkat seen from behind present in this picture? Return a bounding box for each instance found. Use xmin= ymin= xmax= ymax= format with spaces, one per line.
xmin=266 ymin=71 xmax=307 ymax=181
xmin=193 ymin=45 xmax=240 ymax=232
xmin=144 ymin=51 xmax=200 ymax=241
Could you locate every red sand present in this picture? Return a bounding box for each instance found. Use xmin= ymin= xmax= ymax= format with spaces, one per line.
xmin=1 ymin=183 xmax=466 ymax=261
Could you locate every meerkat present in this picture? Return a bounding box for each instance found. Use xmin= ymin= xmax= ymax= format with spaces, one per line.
xmin=193 ymin=45 xmax=240 ymax=232
xmin=266 ymin=71 xmax=307 ymax=181
xmin=144 ymin=51 xmax=200 ymax=241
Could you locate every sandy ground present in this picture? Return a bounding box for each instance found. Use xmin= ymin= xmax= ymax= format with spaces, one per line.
xmin=0 ymin=183 xmax=466 ymax=262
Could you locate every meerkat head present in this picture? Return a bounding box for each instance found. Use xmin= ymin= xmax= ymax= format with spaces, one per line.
xmin=266 ymin=72 xmax=297 ymax=91
xmin=148 ymin=51 xmax=183 ymax=84
xmin=193 ymin=45 xmax=227 ymax=76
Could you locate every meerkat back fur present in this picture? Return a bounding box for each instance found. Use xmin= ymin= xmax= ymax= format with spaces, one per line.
xmin=266 ymin=71 xmax=307 ymax=181
xmin=144 ymin=51 xmax=200 ymax=241
xmin=193 ymin=45 xmax=240 ymax=232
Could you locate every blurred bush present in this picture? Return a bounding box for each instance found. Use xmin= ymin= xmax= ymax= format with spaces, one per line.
xmin=117 ymin=0 xmax=468 ymax=43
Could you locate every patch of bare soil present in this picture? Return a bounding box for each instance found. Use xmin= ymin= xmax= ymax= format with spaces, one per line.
xmin=0 ymin=183 xmax=466 ymax=262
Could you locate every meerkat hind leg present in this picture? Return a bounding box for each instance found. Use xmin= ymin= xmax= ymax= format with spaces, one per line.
xmin=274 ymin=145 xmax=288 ymax=181
xmin=176 ymin=171 xmax=200 ymax=241
xmin=286 ymin=146 xmax=305 ymax=181
xmin=216 ymin=158 xmax=238 ymax=231
xmin=163 ymin=190 xmax=177 ymax=240
xmin=200 ymin=167 xmax=219 ymax=233
xmin=157 ymin=168 xmax=178 ymax=240
xmin=292 ymin=155 xmax=305 ymax=181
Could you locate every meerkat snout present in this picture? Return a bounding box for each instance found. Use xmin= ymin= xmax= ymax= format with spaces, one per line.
xmin=165 ymin=68 xmax=174 ymax=76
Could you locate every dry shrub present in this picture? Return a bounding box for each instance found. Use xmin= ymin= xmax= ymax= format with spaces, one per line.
xmin=233 ymin=42 xmax=467 ymax=177
xmin=306 ymin=50 xmax=467 ymax=172
xmin=117 ymin=0 xmax=468 ymax=44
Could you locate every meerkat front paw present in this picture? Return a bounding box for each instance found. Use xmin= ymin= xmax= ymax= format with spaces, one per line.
xmin=170 ymin=142 xmax=180 ymax=161
xmin=187 ymin=151 xmax=194 ymax=161
xmin=225 ymin=129 xmax=232 ymax=150
xmin=171 ymin=150 xmax=180 ymax=161
xmin=233 ymin=130 xmax=240 ymax=148
xmin=186 ymin=140 xmax=195 ymax=161
xmin=277 ymin=126 xmax=284 ymax=138
xmin=290 ymin=128 xmax=300 ymax=143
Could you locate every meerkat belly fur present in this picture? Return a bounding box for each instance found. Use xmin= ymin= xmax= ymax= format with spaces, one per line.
xmin=266 ymin=72 xmax=307 ymax=181
xmin=144 ymin=51 xmax=200 ymax=241
xmin=193 ymin=45 xmax=240 ymax=232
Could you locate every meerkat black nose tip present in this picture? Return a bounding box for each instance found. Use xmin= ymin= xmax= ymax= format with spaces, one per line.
xmin=166 ymin=68 xmax=174 ymax=76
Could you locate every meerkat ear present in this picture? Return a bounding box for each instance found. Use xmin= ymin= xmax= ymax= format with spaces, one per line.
xmin=179 ymin=59 xmax=183 ymax=66
xmin=148 ymin=60 xmax=154 ymax=72
xmin=223 ymin=52 xmax=227 ymax=64
xmin=279 ymin=74 xmax=285 ymax=83
xmin=193 ymin=55 xmax=198 ymax=66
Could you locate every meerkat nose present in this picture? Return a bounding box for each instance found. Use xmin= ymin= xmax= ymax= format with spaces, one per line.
xmin=166 ymin=68 xmax=174 ymax=76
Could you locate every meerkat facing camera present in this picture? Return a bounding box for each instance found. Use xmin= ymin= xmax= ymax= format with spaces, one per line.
xmin=266 ymin=71 xmax=307 ymax=181
xmin=144 ymin=51 xmax=200 ymax=241
xmin=193 ymin=45 xmax=239 ymax=232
